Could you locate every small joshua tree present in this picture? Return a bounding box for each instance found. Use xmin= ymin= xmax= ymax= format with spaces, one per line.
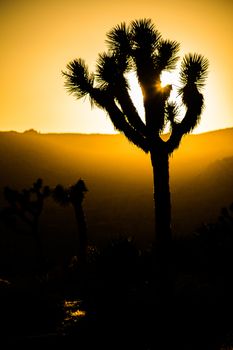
xmin=2 ymin=178 xmax=50 ymax=258
xmin=63 ymin=18 xmax=209 ymax=256
xmin=52 ymin=179 xmax=88 ymax=265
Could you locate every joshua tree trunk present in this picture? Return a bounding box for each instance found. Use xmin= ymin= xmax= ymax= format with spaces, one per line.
xmin=150 ymin=147 xmax=172 ymax=249
xmin=151 ymin=146 xmax=173 ymax=301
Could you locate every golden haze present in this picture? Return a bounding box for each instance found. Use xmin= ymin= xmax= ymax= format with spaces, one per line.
xmin=0 ymin=0 xmax=232 ymax=134
xmin=0 ymin=129 xmax=233 ymax=247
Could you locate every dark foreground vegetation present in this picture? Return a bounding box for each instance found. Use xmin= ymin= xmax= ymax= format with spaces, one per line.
xmin=0 ymin=197 xmax=233 ymax=349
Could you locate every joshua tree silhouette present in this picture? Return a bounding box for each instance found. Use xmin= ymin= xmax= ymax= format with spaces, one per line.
xmin=2 ymin=178 xmax=50 ymax=259
xmin=52 ymin=179 xmax=88 ymax=266
xmin=62 ymin=18 xmax=208 ymax=253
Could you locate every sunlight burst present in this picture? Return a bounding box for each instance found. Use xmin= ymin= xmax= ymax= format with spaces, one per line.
xmin=127 ymin=70 xmax=185 ymax=129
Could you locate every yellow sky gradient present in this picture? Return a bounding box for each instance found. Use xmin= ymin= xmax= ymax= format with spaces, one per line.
xmin=0 ymin=0 xmax=232 ymax=134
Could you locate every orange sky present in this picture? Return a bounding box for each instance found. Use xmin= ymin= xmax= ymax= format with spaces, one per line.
xmin=0 ymin=0 xmax=233 ymax=134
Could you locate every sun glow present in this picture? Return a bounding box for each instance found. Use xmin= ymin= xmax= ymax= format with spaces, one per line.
xmin=160 ymin=70 xmax=180 ymax=88
xmin=160 ymin=70 xmax=183 ymax=105
xmin=127 ymin=70 xmax=183 ymax=127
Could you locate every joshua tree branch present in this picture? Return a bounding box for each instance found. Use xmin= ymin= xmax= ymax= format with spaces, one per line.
xmin=92 ymin=86 xmax=148 ymax=152
xmin=166 ymin=89 xmax=204 ymax=153
xmin=115 ymin=85 xmax=147 ymax=136
xmin=105 ymin=97 xmax=149 ymax=152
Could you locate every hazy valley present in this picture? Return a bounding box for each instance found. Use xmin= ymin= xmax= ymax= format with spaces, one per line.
xmin=0 ymin=128 xmax=233 ymax=263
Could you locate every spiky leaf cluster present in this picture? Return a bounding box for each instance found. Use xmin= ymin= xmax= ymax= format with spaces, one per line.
xmin=63 ymin=59 xmax=94 ymax=99
xmin=95 ymin=53 xmax=129 ymax=90
xmin=130 ymin=18 xmax=161 ymax=53
xmin=180 ymin=53 xmax=209 ymax=89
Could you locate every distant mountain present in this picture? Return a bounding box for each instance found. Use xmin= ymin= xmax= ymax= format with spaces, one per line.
xmin=172 ymin=155 xmax=233 ymax=236
xmin=0 ymin=128 xmax=232 ymax=262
